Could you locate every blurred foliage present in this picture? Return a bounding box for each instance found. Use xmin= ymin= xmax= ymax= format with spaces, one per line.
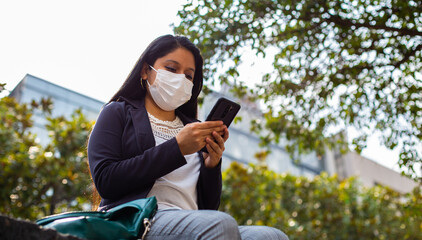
xmin=0 ymin=87 xmax=94 ymax=220
xmin=220 ymin=162 xmax=422 ymax=239
xmin=174 ymin=0 xmax=422 ymax=180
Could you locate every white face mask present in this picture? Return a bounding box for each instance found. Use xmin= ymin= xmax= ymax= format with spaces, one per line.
xmin=147 ymin=65 xmax=194 ymax=111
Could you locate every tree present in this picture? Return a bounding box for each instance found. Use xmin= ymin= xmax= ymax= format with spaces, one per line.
xmin=220 ymin=162 xmax=422 ymax=239
xmin=36 ymin=109 xmax=94 ymax=216
xmin=0 ymin=86 xmax=94 ymax=220
xmin=174 ymin=0 xmax=422 ymax=180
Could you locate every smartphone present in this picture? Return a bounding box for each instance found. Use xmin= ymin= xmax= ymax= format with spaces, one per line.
xmin=201 ymin=97 xmax=241 ymax=152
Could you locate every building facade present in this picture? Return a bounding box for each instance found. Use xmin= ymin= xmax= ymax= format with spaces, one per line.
xmin=9 ymin=74 xmax=104 ymax=145
xmin=327 ymin=151 xmax=418 ymax=194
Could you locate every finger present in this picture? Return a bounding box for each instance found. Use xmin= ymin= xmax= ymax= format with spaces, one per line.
xmin=212 ymin=131 xmax=225 ymax=149
xmin=204 ymin=143 xmax=221 ymax=168
xmin=206 ymin=144 xmax=221 ymax=164
xmin=210 ymin=127 xmax=228 ymax=143
xmin=222 ymin=127 xmax=229 ymax=142
xmin=198 ymin=121 xmax=224 ymax=129
xmin=200 ymin=126 xmax=226 ymax=138
xmin=205 ymin=142 xmax=215 ymax=155
xmin=206 ymin=137 xmax=223 ymax=156
xmin=215 ymin=126 xmax=226 ymax=136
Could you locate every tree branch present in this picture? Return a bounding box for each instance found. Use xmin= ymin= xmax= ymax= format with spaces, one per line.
xmin=271 ymin=23 xmax=321 ymax=44
xmin=326 ymin=14 xmax=422 ymax=37
xmin=394 ymin=44 xmax=422 ymax=68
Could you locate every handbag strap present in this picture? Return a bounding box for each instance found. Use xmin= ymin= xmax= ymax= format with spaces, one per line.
xmin=36 ymin=210 xmax=110 ymax=225
xmin=37 ymin=197 xmax=157 ymax=226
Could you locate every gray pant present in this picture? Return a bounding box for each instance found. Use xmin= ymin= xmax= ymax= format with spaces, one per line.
xmin=146 ymin=209 xmax=289 ymax=240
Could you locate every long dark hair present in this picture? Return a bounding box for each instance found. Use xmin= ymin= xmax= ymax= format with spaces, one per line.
xmin=109 ymin=35 xmax=204 ymax=118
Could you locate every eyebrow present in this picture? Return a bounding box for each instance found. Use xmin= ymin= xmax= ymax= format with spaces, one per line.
xmin=165 ymin=60 xmax=195 ymax=73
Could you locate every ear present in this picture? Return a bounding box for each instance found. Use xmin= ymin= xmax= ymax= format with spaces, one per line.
xmin=140 ymin=63 xmax=149 ymax=80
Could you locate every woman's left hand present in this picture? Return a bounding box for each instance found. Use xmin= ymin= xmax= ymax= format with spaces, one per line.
xmin=203 ymin=126 xmax=229 ymax=168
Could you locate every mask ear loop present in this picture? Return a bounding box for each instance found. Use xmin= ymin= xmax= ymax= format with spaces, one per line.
xmin=142 ymin=65 xmax=158 ymax=89
xmin=149 ymin=65 xmax=158 ymax=72
xmin=141 ymin=64 xmax=153 ymax=89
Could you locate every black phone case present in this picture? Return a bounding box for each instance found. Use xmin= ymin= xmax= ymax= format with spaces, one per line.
xmin=201 ymin=97 xmax=241 ymax=153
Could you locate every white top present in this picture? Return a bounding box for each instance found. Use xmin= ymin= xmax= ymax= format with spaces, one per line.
xmin=146 ymin=112 xmax=201 ymax=210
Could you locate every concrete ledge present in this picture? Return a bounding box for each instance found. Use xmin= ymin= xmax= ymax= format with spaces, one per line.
xmin=0 ymin=214 xmax=82 ymax=240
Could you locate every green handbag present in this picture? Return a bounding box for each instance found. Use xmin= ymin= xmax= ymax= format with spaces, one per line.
xmin=36 ymin=197 xmax=157 ymax=240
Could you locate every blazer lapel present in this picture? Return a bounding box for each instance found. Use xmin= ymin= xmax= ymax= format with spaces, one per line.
xmin=130 ymin=108 xmax=155 ymax=152
xmin=123 ymin=97 xmax=156 ymax=152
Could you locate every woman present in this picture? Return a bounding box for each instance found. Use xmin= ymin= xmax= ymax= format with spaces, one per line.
xmin=88 ymin=34 xmax=288 ymax=240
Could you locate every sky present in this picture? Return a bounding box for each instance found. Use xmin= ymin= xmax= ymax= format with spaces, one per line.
xmin=0 ymin=0 xmax=403 ymax=172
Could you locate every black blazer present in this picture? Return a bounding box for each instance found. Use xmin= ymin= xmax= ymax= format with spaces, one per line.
xmin=87 ymin=97 xmax=222 ymax=210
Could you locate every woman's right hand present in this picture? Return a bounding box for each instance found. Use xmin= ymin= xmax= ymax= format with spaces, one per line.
xmin=176 ymin=121 xmax=225 ymax=155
